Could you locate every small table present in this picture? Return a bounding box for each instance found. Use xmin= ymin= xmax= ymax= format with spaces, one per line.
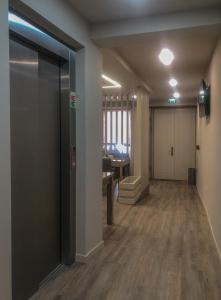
xmin=112 ymin=158 xmax=130 ymax=180
xmin=102 ymin=172 xmax=114 ymax=225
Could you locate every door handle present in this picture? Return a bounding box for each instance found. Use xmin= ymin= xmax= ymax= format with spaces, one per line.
xmin=170 ymin=146 xmax=174 ymax=156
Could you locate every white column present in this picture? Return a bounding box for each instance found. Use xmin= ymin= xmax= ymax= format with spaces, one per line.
xmin=133 ymin=88 xmax=150 ymax=192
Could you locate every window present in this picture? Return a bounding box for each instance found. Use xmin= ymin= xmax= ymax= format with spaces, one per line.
xmin=103 ymin=109 xmax=131 ymax=154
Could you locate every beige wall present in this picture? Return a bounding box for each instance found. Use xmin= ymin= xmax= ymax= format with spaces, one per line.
xmin=197 ymin=36 xmax=221 ymax=256
xmin=133 ymin=88 xmax=150 ymax=191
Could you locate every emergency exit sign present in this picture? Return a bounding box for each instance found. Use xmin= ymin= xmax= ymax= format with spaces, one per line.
xmin=168 ymin=98 xmax=176 ymax=105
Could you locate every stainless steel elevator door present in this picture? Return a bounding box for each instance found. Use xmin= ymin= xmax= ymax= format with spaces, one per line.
xmin=10 ymin=38 xmax=61 ymax=300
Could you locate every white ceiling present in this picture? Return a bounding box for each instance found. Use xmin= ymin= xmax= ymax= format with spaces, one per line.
xmin=69 ymin=0 xmax=221 ymax=103
xmin=69 ymin=0 xmax=221 ymax=23
xmin=114 ymin=25 xmax=221 ymax=103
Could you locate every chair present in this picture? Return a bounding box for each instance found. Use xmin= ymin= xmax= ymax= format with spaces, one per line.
xmin=102 ymin=157 xmax=113 ymax=172
xmin=102 ymin=157 xmax=120 ymax=199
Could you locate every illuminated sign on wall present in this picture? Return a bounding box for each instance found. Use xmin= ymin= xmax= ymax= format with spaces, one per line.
xmin=168 ymin=98 xmax=176 ymax=104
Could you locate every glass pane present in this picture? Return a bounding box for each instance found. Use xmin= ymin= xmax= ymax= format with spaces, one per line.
xmin=112 ymin=111 xmax=116 ymax=144
xmin=128 ymin=111 xmax=131 ymax=146
xmin=117 ymin=111 xmax=121 ymax=145
xmin=103 ymin=112 xmax=106 ymax=144
xmin=107 ymin=111 xmax=111 ymax=143
xmin=103 ymin=107 xmax=132 ymax=154
xmin=123 ymin=111 xmax=127 ymax=144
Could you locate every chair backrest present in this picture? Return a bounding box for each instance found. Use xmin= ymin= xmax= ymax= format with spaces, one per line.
xmin=102 ymin=157 xmax=112 ymax=172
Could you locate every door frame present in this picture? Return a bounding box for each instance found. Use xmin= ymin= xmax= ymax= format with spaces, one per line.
xmin=150 ymin=106 xmax=197 ymax=180
xmin=9 ymin=12 xmax=76 ymax=267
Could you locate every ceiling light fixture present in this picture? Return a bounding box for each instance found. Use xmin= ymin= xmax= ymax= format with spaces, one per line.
xmin=173 ymin=92 xmax=180 ymax=99
xmin=199 ymin=90 xmax=205 ymax=95
xmin=102 ymin=74 xmax=122 ymax=89
xmin=102 ymin=86 xmax=121 ymax=89
xmin=169 ymin=78 xmax=178 ymax=87
xmin=159 ymin=48 xmax=174 ymax=66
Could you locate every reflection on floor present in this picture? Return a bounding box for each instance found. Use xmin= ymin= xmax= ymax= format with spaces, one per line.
xmin=32 ymin=180 xmax=221 ymax=300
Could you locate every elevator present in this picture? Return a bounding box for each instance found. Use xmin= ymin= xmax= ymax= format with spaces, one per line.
xmin=9 ymin=13 xmax=76 ymax=300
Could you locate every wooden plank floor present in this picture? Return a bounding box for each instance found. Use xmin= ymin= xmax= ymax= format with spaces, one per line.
xmin=31 ymin=180 xmax=221 ymax=300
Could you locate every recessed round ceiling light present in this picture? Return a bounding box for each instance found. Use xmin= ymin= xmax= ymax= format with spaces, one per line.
xmin=169 ymin=78 xmax=178 ymax=87
xmin=173 ymin=92 xmax=180 ymax=99
xmin=159 ymin=48 xmax=174 ymax=66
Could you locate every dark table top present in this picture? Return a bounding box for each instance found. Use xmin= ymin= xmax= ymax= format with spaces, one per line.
xmin=102 ymin=172 xmax=114 ymax=183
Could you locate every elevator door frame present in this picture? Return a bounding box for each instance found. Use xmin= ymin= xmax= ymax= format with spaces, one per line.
xmin=9 ymin=14 xmax=76 ymax=268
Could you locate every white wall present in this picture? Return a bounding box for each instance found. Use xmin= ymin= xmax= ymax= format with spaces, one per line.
xmin=84 ymin=44 xmax=103 ymax=252
xmin=1 ymin=1 xmax=103 ymax=298
xmin=197 ymin=36 xmax=221 ymax=256
xmin=0 ymin=1 xmax=12 ymax=299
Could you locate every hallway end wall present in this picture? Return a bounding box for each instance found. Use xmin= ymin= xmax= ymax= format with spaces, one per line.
xmin=197 ymin=36 xmax=221 ymax=257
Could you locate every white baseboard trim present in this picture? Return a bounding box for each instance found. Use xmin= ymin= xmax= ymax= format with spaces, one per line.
xmin=75 ymin=240 xmax=104 ymax=263
xmin=196 ymin=187 xmax=221 ymax=261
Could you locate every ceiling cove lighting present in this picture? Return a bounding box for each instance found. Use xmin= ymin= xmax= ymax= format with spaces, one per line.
xmin=173 ymin=92 xmax=180 ymax=99
xmin=102 ymin=74 xmax=122 ymax=89
xmin=8 ymin=13 xmax=44 ymax=34
xmin=169 ymin=78 xmax=178 ymax=87
xmin=159 ymin=48 xmax=174 ymax=66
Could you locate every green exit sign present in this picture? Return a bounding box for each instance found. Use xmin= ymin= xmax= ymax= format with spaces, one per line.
xmin=168 ymin=98 xmax=176 ymax=104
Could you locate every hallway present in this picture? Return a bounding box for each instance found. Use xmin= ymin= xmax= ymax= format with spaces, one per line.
xmin=32 ymin=181 xmax=221 ymax=300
